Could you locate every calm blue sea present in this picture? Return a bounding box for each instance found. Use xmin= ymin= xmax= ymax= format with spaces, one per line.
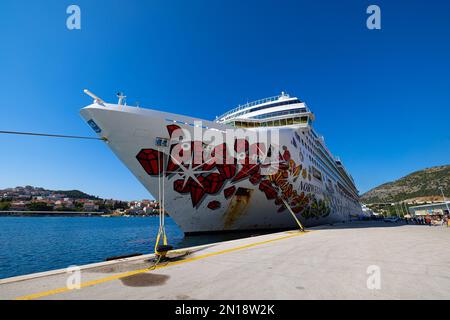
xmin=0 ymin=216 xmax=258 ymax=280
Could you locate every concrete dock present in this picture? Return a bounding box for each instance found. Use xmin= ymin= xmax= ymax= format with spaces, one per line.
xmin=1 ymin=221 xmax=450 ymax=300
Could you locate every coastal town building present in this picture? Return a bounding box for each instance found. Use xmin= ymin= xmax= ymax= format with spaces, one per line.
xmin=408 ymin=202 xmax=450 ymax=217
xmin=1 ymin=186 xmax=159 ymax=215
xmin=83 ymin=202 xmax=99 ymax=212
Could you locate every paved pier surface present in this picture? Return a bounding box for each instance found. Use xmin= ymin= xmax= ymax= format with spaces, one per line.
xmin=1 ymin=221 xmax=450 ymax=300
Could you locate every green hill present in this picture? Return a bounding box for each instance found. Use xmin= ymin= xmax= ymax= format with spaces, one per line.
xmin=52 ymin=190 xmax=99 ymax=200
xmin=361 ymin=165 xmax=450 ymax=203
xmin=0 ymin=186 xmax=100 ymax=201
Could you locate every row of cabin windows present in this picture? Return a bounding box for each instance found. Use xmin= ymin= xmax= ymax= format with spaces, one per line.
xmin=222 ymin=99 xmax=301 ymax=121
xmin=302 ymin=130 xmax=336 ymax=185
xmin=302 ymin=130 xmax=355 ymax=197
xmin=228 ymin=116 xmax=308 ymax=128
xmin=249 ymin=108 xmax=307 ymax=120
xmin=302 ymin=136 xmax=343 ymax=190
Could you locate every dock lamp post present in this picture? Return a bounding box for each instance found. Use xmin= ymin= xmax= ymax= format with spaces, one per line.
xmin=439 ymin=187 xmax=450 ymax=215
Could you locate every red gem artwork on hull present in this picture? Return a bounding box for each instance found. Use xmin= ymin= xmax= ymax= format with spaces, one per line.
xmin=173 ymin=177 xmax=207 ymax=207
xmin=201 ymin=161 xmax=216 ymax=171
xmin=136 ymin=125 xmax=332 ymax=217
xmin=232 ymin=164 xmax=260 ymax=182
xmin=224 ymin=186 xmax=236 ymax=199
xmin=207 ymin=201 xmax=221 ymax=210
xmin=234 ymin=139 xmax=249 ymax=153
xmin=282 ymin=146 xmax=291 ymax=161
xmin=249 ymin=172 xmax=262 ymax=185
xmin=216 ymin=163 xmax=237 ymax=180
xmin=166 ymin=124 xmax=182 ymax=137
xmin=188 ymin=177 xmax=206 ymax=207
xmin=173 ymin=179 xmax=189 ymax=193
xmin=136 ymin=149 xmax=164 ymax=175
xmin=203 ymin=173 xmax=224 ymax=194
xmin=166 ymin=144 xmax=181 ymax=174
xmin=258 ymin=180 xmax=277 ymax=200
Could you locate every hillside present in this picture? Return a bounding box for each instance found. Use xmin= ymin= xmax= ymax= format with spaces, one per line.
xmin=361 ymin=165 xmax=450 ymax=203
xmin=51 ymin=189 xmax=99 ymax=200
xmin=0 ymin=186 xmax=99 ymax=200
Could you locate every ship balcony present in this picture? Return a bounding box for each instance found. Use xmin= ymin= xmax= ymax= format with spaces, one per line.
xmin=217 ymin=93 xmax=291 ymax=120
xmin=215 ymin=92 xmax=307 ymax=123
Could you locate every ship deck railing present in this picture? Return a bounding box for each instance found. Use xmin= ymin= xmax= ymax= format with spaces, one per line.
xmin=217 ymin=94 xmax=288 ymax=121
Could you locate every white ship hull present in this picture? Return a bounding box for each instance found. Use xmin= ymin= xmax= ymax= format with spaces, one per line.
xmin=81 ymin=103 xmax=363 ymax=234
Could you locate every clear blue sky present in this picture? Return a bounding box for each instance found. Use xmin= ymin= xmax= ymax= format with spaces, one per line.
xmin=0 ymin=0 xmax=449 ymax=200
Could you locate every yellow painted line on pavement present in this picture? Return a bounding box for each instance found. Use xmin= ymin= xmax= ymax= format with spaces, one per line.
xmin=15 ymin=230 xmax=311 ymax=300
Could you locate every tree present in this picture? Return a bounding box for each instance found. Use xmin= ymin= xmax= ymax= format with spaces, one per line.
xmin=0 ymin=202 xmax=11 ymax=210
xmin=113 ymin=201 xmax=128 ymax=210
xmin=27 ymin=202 xmax=52 ymax=211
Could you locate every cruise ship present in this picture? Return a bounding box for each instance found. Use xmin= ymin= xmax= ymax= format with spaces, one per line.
xmin=80 ymin=91 xmax=363 ymax=234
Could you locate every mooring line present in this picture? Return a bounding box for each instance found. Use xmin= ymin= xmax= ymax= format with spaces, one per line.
xmin=0 ymin=130 xmax=103 ymax=141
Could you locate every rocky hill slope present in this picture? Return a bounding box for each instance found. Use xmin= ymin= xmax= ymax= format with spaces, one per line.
xmin=361 ymin=165 xmax=450 ymax=203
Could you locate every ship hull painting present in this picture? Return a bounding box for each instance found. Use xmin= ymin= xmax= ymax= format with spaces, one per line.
xmin=81 ymin=103 xmax=362 ymax=234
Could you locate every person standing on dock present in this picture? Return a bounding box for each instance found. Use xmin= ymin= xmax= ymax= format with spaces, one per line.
xmin=425 ymin=215 xmax=431 ymax=226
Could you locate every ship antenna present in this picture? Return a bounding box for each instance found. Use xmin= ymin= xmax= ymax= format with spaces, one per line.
xmin=117 ymin=92 xmax=126 ymax=106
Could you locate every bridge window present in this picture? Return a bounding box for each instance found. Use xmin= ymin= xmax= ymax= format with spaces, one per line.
xmin=227 ymin=114 xmax=310 ymax=128
xmin=249 ymin=107 xmax=307 ymax=120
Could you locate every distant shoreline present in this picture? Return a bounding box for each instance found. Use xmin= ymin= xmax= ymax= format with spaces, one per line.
xmin=0 ymin=211 xmax=160 ymax=217
xmin=0 ymin=210 xmax=105 ymax=217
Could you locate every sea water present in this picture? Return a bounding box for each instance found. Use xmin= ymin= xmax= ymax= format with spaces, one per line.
xmin=0 ymin=216 xmax=262 ymax=279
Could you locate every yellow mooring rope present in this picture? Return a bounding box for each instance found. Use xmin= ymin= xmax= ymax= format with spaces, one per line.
xmin=154 ymin=148 xmax=170 ymax=257
xmin=281 ymin=198 xmax=305 ymax=232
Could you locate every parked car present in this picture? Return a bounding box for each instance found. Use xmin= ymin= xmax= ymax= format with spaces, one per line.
xmin=384 ymin=216 xmax=400 ymax=223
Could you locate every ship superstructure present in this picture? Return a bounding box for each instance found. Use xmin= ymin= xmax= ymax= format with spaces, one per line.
xmin=216 ymin=92 xmax=360 ymax=204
